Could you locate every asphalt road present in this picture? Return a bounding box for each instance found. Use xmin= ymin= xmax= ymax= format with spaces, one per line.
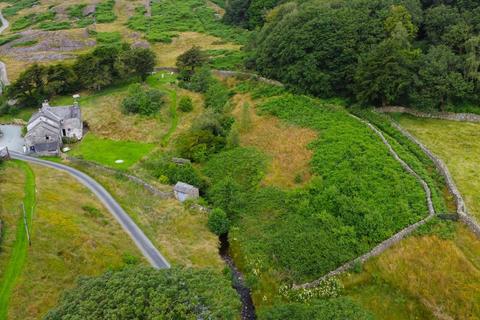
xmin=11 ymin=151 xmax=171 ymax=269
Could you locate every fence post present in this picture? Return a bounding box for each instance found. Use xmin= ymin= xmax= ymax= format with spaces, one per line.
xmin=22 ymin=203 xmax=31 ymax=246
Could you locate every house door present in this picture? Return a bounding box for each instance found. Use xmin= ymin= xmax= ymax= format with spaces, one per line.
xmin=62 ymin=129 xmax=66 ymax=136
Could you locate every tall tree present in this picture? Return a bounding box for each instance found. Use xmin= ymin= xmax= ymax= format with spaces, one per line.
xmin=176 ymin=46 xmax=207 ymax=81
xmin=9 ymin=64 xmax=47 ymax=106
xmin=354 ymin=24 xmax=419 ymax=106
xmin=411 ymin=45 xmax=473 ymax=110
xmin=116 ymin=47 xmax=156 ymax=81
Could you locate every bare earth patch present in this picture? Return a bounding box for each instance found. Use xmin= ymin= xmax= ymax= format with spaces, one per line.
xmin=232 ymin=94 xmax=317 ymax=188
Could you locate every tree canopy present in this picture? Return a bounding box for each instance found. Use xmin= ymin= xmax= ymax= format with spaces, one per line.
xmin=44 ymin=267 xmax=241 ymax=320
xmin=248 ymin=0 xmax=480 ymax=111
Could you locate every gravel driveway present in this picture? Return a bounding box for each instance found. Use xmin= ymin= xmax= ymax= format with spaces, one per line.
xmin=0 ymin=125 xmax=24 ymax=152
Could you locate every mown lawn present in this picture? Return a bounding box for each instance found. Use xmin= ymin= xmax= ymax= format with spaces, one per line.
xmin=1 ymin=164 xmax=142 ymax=319
xmin=398 ymin=115 xmax=480 ymax=221
xmin=69 ymin=133 xmax=155 ymax=170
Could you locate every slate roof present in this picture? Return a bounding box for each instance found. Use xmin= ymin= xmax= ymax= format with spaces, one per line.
xmin=174 ymin=182 xmax=199 ymax=194
xmin=25 ymin=121 xmax=60 ymax=138
xmin=28 ymin=105 xmax=81 ymax=126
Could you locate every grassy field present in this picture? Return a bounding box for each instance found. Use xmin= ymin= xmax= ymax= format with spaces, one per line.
xmin=397 ymin=115 xmax=480 ymax=221
xmin=344 ymin=223 xmax=480 ymax=319
xmin=0 ymin=161 xmax=33 ymax=320
xmin=231 ymin=93 xmax=317 ymax=188
xmin=0 ymin=162 xmax=143 ymax=319
xmin=70 ymin=161 xmax=225 ymax=271
xmin=335 ymin=113 xmax=480 ymax=319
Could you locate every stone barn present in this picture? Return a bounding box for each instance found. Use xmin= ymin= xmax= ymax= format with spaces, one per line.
xmin=25 ymin=100 xmax=83 ymax=155
xmin=174 ymin=182 xmax=199 ymax=202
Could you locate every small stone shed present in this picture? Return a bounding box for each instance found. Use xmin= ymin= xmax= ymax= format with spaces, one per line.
xmin=174 ymin=182 xmax=199 ymax=202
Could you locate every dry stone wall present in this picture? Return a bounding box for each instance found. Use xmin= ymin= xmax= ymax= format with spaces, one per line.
xmin=294 ymin=115 xmax=437 ymax=289
xmin=390 ymin=121 xmax=480 ymax=238
xmin=376 ymin=106 xmax=480 ymax=123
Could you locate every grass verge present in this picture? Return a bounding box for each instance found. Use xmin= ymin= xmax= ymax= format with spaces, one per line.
xmin=0 ymin=161 xmax=35 ymax=320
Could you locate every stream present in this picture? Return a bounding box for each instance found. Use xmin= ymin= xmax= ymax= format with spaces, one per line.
xmin=219 ymin=234 xmax=256 ymax=320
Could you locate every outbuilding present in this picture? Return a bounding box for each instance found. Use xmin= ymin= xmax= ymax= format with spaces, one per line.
xmin=173 ymin=182 xmax=199 ymax=202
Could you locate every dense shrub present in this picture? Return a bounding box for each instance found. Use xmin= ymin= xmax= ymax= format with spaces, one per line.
xmin=207 ymin=49 xmax=246 ymax=70
xmin=179 ymin=96 xmax=194 ymax=112
xmin=258 ymin=298 xmax=374 ymax=320
xmin=204 ymin=80 xmax=231 ymax=112
xmin=199 ymin=93 xmax=429 ymax=283
xmin=208 ymin=208 xmax=230 ymax=235
xmin=95 ymin=0 xmax=117 ymax=23
xmin=121 ymin=84 xmax=165 ymax=115
xmin=142 ymin=155 xmax=206 ymax=189
xmin=11 ymin=11 xmax=55 ymax=31
xmin=0 ymin=35 xmax=21 ymax=46
xmin=176 ymin=110 xmax=234 ymax=162
xmin=44 ymin=267 xmax=241 ymax=319
xmin=352 ymin=109 xmax=447 ymax=213
xmin=186 ymin=66 xmax=213 ymax=93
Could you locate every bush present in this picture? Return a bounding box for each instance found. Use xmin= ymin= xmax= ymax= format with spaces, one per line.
xmin=187 ymin=66 xmax=213 ymax=93
xmin=121 ymin=84 xmax=165 ymax=115
xmin=204 ymin=80 xmax=231 ymax=112
xmin=44 ymin=267 xmax=241 ymax=319
xmin=207 ymin=208 xmax=230 ymax=235
xmin=176 ymin=110 xmax=233 ymax=162
xmin=142 ymin=155 xmax=206 ymax=189
xmin=179 ymin=96 xmax=193 ymax=112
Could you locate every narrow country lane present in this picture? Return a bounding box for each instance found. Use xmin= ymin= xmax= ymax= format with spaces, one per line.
xmin=10 ymin=151 xmax=170 ymax=269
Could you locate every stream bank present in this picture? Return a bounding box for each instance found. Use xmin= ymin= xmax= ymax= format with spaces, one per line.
xmin=219 ymin=234 xmax=256 ymax=320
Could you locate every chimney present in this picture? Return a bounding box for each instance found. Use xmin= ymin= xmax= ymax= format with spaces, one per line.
xmin=73 ymin=94 xmax=80 ymax=107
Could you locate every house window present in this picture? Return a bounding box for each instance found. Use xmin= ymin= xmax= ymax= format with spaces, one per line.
xmin=45 ymin=135 xmax=50 ymax=140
